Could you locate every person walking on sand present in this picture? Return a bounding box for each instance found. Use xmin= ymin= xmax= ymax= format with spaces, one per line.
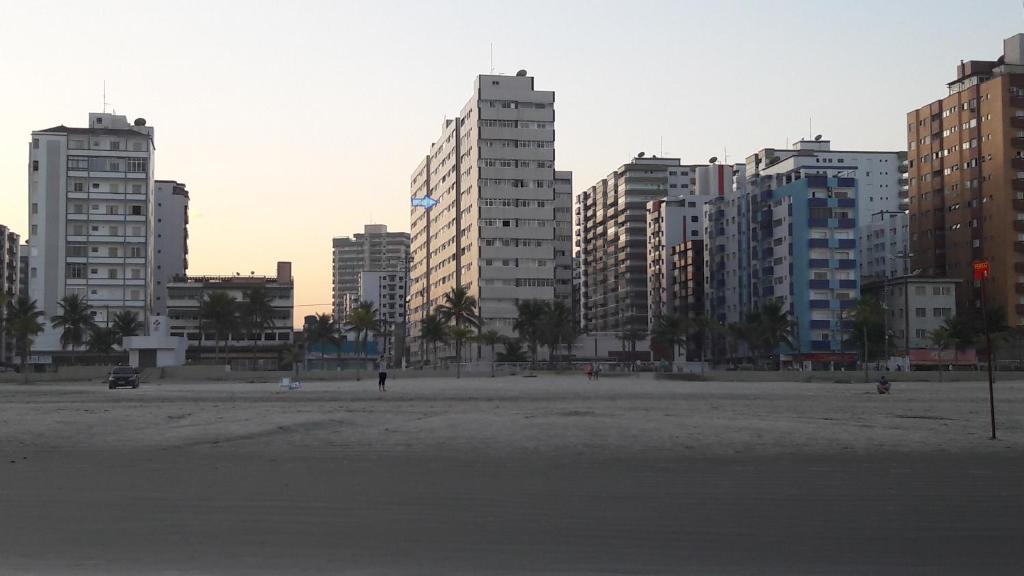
xmin=584 ymin=363 xmax=594 ymax=380
xmin=378 ymin=363 xmax=388 ymax=392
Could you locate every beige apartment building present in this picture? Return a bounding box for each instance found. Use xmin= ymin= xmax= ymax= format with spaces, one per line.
xmin=408 ymin=72 xmax=571 ymax=362
xmin=907 ymin=33 xmax=1024 ymax=324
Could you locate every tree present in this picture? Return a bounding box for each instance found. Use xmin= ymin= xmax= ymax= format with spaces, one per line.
xmin=476 ymin=329 xmax=503 ymax=377
xmin=434 ymin=286 xmax=480 ymax=330
xmin=617 ymin=316 xmax=646 ymax=368
xmin=50 ymin=294 xmax=95 ymax=364
xmin=345 ymin=301 xmax=378 ymax=380
xmin=198 ymin=291 xmax=238 ymax=365
xmin=241 ymin=286 xmax=276 ymax=369
xmin=111 ymin=310 xmax=144 ymax=345
xmin=538 ymin=301 xmax=574 ymax=366
xmin=446 ymin=325 xmax=475 ymax=378
xmin=514 ymin=300 xmax=546 ymax=366
xmin=420 ymin=314 xmax=447 ymax=366
xmin=752 ymin=301 xmax=795 ymax=369
xmin=650 ymin=313 xmax=689 ymax=362
xmin=845 ymin=297 xmax=885 ymax=364
xmin=304 ymin=313 xmax=340 ymax=370
xmin=497 ymin=338 xmax=529 ymax=362
xmin=5 ymin=296 xmax=46 ymax=373
xmin=281 ymin=343 xmax=305 ymax=375
xmin=86 ymin=326 xmax=118 ymax=355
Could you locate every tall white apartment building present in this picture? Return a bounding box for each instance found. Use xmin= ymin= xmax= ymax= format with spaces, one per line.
xmin=28 ymin=113 xmax=155 ymax=350
xmin=860 ymin=210 xmax=910 ymax=281
xmin=332 ymin=224 xmax=410 ymax=321
xmin=408 ymin=72 xmax=571 ymax=361
xmin=153 ymin=180 xmax=190 ymax=315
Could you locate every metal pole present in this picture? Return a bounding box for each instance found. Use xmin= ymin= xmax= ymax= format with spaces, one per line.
xmin=981 ymin=278 xmax=996 ymax=440
xmin=863 ymin=324 xmax=869 ymax=383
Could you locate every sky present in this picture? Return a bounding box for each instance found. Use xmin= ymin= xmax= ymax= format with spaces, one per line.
xmin=1 ymin=0 xmax=1023 ymax=325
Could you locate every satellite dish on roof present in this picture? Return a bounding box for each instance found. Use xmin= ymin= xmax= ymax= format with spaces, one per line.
xmin=516 ymin=69 xmax=527 ymax=77
xmin=708 ymin=156 xmax=718 ymax=164
xmin=814 ymin=134 xmax=822 ymax=141
xmin=637 ymin=152 xmax=646 ymax=158
xmin=133 ymin=118 xmax=146 ymax=126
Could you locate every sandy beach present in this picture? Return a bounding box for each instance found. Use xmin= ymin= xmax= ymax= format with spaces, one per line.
xmin=1 ymin=375 xmax=1021 ymax=574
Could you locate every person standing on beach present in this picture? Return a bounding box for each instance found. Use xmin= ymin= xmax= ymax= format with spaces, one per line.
xmin=378 ymin=363 xmax=388 ymax=392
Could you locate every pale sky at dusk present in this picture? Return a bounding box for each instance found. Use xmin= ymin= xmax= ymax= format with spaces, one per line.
xmin=1 ymin=0 xmax=1022 ymax=323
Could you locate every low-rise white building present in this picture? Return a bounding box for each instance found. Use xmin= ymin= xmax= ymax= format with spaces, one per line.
xmin=862 ymin=276 xmax=959 ymax=355
xmin=166 ymin=261 xmax=294 ymax=369
xmin=357 ymin=269 xmax=407 ymax=360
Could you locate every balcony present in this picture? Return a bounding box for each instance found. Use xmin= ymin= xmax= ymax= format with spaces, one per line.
xmin=1012 ymin=95 xmax=1024 ymax=108
xmin=1015 ymin=199 xmax=1024 ymax=211
xmin=1015 ymin=241 xmax=1024 ymax=254
xmin=810 ymin=300 xmax=830 ymax=309
xmin=809 ymin=279 xmax=829 ymax=290
xmin=809 ymin=320 xmax=831 ymax=330
xmin=1014 ymin=179 xmax=1024 ymax=192
xmin=1012 ymin=137 xmax=1024 ymax=149
xmin=1017 ymin=304 xmax=1024 ymax=316
xmin=1015 ymin=220 xmax=1024 ymax=233
xmin=1016 ymin=262 xmax=1024 ymax=274
xmin=809 ymin=238 xmax=828 ymax=249
xmin=1013 ymin=117 xmax=1024 ymax=129
xmin=1017 ymin=283 xmax=1024 ymax=295
xmin=1014 ymin=158 xmax=1024 ymax=170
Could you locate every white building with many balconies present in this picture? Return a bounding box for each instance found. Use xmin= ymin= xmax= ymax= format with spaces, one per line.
xmin=27 ymin=113 xmax=155 ymax=352
xmin=407 ymin=71 xmax=571 ymax=362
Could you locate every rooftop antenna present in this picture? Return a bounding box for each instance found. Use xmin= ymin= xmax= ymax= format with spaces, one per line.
xmin=723 ymin=147 xmax=728 ymax=164
xmin=660 ymin=136 xmax=664 ymax=157
xmin=490 ymin=43 xmax=494 ymax=74
xmin=102 ymin=80 xmax=108 ymax=113
xmin=809 ymin=117 xmax=812 ymax=140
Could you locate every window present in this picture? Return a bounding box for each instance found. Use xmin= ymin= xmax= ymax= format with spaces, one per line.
xmin=108 ymin=247 xmax=118 ymax=257
xmin=106 ymin=205 xmax=120 ymax=215
xmin=109 ymin=226 xmax=119 ymax=236
xmin=915 ymin=286 xmax=926 ymax=295
xmin=30 ymin=224 xmax=37 ymax=235
xmin=110 ymin=141 xmax=121 ymax=151
xmin=108 ymin=269 xmax=118 ymax=279
xmin=915 ymin=308 xmax=926 ymax=318
xmin=129 ymin=246 xmax=143 ymax=258
xmin=66 ymin=264 xmax=84 ymax=279
xmin=32 ymin=160 xmax=38 ymax=171
xmin=131 ymin=205 xmax=142 ymax=216
xmin=31 ymin=203 xmax=38 ymax=214
xmin=126 ymin=159 xmax=146 ymax=172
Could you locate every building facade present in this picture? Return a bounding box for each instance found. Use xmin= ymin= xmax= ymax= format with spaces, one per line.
xmin=357 ymin=269 xmax=407 ymax=359
xmin=27 ymin=113 xmax=155 ymax=350
xmin=860 ymin=210 xmax=910 ymax=282
xmin=747 ymin=159 xmax=860 ymax=357
xmin=332 ymin=224 xmax=409 ymax=321
xmin=166 ymin=261 xmax=294 ymax=368
xmin=704 ymin=164 xmax=751 ymax=327
xmin=579 ymin=157 xmax=706 ymax=333
xmin=153 ymin=180 xmax=190 ymax=315
xmin=407 ymin=72 xmax=571 ymax=362
xmin=1 ymin=225 xmax=21 ymax=364
xmin=907 ymin=33 xmax=1024 ymax=324
xmin=862 ymin=276 xmax=959 ymax=353
xmin=646 ymin=163 xmax=736 ymax=328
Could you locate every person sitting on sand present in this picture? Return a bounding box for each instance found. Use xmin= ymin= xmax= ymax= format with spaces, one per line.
xmin=584 ymin=363 xmax=594 ymax=380
xmin=877 ymin=375 xmax=891 ymax=395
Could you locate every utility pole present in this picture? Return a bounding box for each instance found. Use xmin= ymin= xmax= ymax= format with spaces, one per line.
xmin=974 ymin=259 xmax=996 ymax=440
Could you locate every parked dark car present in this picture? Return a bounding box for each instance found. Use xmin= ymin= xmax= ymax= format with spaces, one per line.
xmin=108 ymin=366 xmax=140 ymax=389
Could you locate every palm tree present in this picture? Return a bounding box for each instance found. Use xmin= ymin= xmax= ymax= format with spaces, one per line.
xmin=476 ymin=329 xmax=503 ymax=377
xmin=514 ymin=300 xmax=546 ymax=366
xmin=198 ymin=291 xmax=238 ymax=365
xmin=651 ymin=313 xmax=689 ymax=362
xmin=86 ymin=326 xmax=118 ymax=355
xmin=435 ymin=286 xmax=480 ymax=330
xmin=304 ymin=313 xmax=339 ymax=370
xmin=111 ymin=310 xmax=144 ymax=345
xmin=744 ymin=301 xmax=795 ymax=369
xmin=846 ymin=297 xmax=885 ymax=368
xmin=497 ymin=338 xmax=529 ymax=362
xmin=538 ymin=301 xmax=574 ymax=366
xmin=50 ymin=294 xmax=95 ymax=365
xmin=345 ymin=302 xmax=378 ymax=380
xmin=281 ymin=343 xmax=306 ymax=375
xmin=5 ymin=296 xmax=46 ymax=373
xmin=241 ymin=286 xmax=277 ymax=370
xmin=617 ymin=320 xmax=646 ymax=369
xmin=420 ymin=314 xmax=446 ymax=366
xmin=447 ymin=325 xmax=475 ymax=378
